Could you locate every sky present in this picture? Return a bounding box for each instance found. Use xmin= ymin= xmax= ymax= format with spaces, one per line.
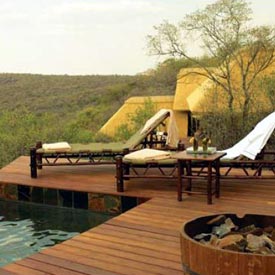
xmin=0 ymin=0 xmax=274 ymax=75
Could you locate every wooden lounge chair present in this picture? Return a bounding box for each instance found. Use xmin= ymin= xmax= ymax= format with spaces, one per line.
xmin=219 ymin=111 xmax=275 ymax=179
xmin=114 ymin=111 xmax=181 ymax=191
xmin=219 ymin=150 xmax=275 ymax=179
xmin=115 ymin=111 xmax=275 ymax=193
xmin=30 ymin=109 xmax=173 ymax=178
xmin=186 ymin=112 xmax=275 ymax=179
xmin=191 ymin=112 xmax=275 ymax=179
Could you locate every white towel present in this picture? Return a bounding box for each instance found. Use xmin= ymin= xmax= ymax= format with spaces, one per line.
xmin=165 ymin=109 xmax=180 ymax=148
xmin=124 ymin=148 xmax=171 ymax=161
xmin=42 ymin=142 xmax=71 ymax=151
xmin=222 ymin=111 xmax=275 ymax=160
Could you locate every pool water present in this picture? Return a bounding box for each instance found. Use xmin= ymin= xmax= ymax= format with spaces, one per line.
xmin=0 ymin=199 xmax=113 ymax=266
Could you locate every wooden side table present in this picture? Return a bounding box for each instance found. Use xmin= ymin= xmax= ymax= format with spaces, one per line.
xmin=172 ymin=151 xmax=226 ymax=204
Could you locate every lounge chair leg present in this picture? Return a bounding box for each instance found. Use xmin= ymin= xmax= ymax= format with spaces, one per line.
xmin=124 ymin=163 xmax=130 ymax=181
xmin=36 ymin=141 xmax=43 ymax=169
xmin=30 ymin=147 xmax=37 ymax=178
xmin=115 ymin=155 xmax=124 ymax=192
xmin=122 ymin=148 xmax=130 ymax=181
xmin=177 ymin=160 xmax=184 ymax=201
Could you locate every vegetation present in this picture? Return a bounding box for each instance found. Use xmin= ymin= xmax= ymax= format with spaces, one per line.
xmin=0 ymin=59 xmax=187 ymax=167
xmin=198 ymin=110 xmax=274 ymax=150
xmin=114 ymin=99 xmax=157 ymax=141
xmin=259 ymin=74 xmax=275 ymax=110
xmin=0 ymin=109 xmax=61 ymax=166
xmin=147 ymin=0 xmax=275 ymax=149
xmin=147 ymin=0 xmax=275 ymax=127
xmin=195 ymin=74 xmax=275 ymax=149
xmin=0 ymin=0 xmax=274 ymax=168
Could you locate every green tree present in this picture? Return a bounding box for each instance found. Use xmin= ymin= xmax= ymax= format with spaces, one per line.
xmin=0 ymin=108 xmax=64 ymax=167
xmin=149 ymin=58 xmax=216 ymax=93
xmin=147 ymin=0 xmax=275 ymax=124
xmin=259 ymin=74 xmax=275 ymax=110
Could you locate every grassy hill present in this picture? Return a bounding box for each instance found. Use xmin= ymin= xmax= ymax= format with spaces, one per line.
xmin=0 ymin=65 xmax=180 ymax=167
xmin=0 ymin=58 xmax=196 ymax=167
xmin=0 ymin=56 xmax=272 ymax=167
xmin=0 ymin=74 xmax=134 ymax=115
xmin=0 ymin=70 xmax=178 ymax=113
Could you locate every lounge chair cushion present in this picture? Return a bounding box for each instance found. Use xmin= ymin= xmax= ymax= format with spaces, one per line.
xmin=124 ymin=148 xmax=171 ymax=161
xmin=123 ymin=148 xmax=176 ymax=165
xmin=122 ymin=158 xmax=177 ymax=166
xmin=38 ymin=142 xmax=126 ymax=154
xmin=42 ymin=142 xmax=71 ymax=151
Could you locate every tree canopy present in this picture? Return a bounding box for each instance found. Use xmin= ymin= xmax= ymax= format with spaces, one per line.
xmin=147 ymin=0 xmax=275 ymax=123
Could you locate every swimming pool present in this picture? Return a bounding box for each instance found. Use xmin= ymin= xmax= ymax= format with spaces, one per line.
xmin=0 ymin=199 xmax=113 ymax=266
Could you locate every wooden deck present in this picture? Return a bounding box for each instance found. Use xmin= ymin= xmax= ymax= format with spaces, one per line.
xmin=1 ymin=156 xmax=275 ymax=275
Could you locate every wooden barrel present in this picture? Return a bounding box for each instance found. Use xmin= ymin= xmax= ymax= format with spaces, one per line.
xmin=180 ymin=213 xmax=275 ymax=275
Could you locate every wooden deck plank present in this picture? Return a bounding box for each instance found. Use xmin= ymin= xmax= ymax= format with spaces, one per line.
xmin=52 ymin=244 xmax=182 ymax=275
xmin=106 ymin=218 xmax=179 ymax=237
xmin=80 ymin=231 xmax=180 ymax=255
xmin=41 ymin=248 xmax=171 ymax=275
xmin=3 ymin=263 xmax=51 ymax=275
xmin=29 ymin=253 xmax=120 ymax=275
xmin=89 ymin=226 xmax=179 ymax=248
xmin=15 ymin=258 xmax=88 ymax=275
xmin=0 ymin=269 xmax=19 ymax=275
xmin=97 ymin=223 xmax=179 ymax=242
xmin=63 ymin=239 xmax=181 ymax=271
xmin=0 ymin=156 xmax=275 ymax=275
xmin=70 ymin=235 xmax=180 ymax=262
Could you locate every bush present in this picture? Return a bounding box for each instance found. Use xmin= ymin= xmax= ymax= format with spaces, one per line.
xmin=199 ymin=110 xmax=274 ymax=150
xmin=0 ymin=109 xmax=65 ymax=167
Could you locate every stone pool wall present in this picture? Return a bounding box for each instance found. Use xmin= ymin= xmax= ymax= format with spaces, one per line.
xmin=0 ymin=183 xmax=147 ymax=214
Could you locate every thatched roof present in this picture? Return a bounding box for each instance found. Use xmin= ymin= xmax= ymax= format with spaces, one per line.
xmin=173 ymin=68 xmax=211 ymax=112
xmin=100 ymin=96 xmax=174 ymax=137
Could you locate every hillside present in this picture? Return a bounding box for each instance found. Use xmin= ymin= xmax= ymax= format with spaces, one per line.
xmin=0 ymin=59 xmax=194 ymax=167
xmin=0 ymin=70 xmax=177 ymax=116
xmin=0 ymin=67 xmax=179 ymax=167
xmin=0 ymin=74 xmax=134 ymax=115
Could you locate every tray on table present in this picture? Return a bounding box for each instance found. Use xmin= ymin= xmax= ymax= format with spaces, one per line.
xmin=186 ymin=146 xmax=217 ymax=155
